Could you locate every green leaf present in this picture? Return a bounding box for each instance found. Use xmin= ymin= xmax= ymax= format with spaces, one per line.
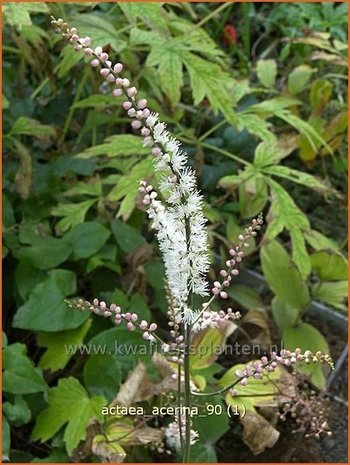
xmin=119 ymin=2 xmax=169 ymax=34
xmin=158 ymin=48 xmax=183 ymax=105
xmin=71 ymin=13 xmax=126 ymax=51
xmin=2 ymin=417 xmax=10 ymax=462
xmin=182 ymin=53 xmax=238 ymax=125
xmin=271 ymin=296 xmax=300 ymax=332
xmin=111 ymin=219 xmax=145 ymax=254
xmin=260 ymin=240 xmax=310 ymax=311
xmin=262 ymin=164 xmax=334 ymax=195
xmin=76 ymin=134 xmax=149 ymax=159
xmin=17 ymin=236 xmax=72 ymax=270
xmin=304 ymin=228 xmax=339 ymax=252
xmin=57 ymin=45 xmax=83 ymax=78
xmin=253 ymin=141 xmax=284 ymax=167
xmin=37 ymin=319 xmax=92 ymax=372
xmin=190 ymin=395 xmax=229 ymax=463
xmin=13 ymin=270 xmax=89 ymax=332
xmin=51 ymin=199 xmax=97 ymax=233
xmin=313 ymin=281 xmax=348 ymax=311
xmin=73 ymin=94 xmax=118 ymax=109
xmin=15 ymin=262 xmax=46 ymax=300
xmin=283 ymin=323 xmax=330 ymax=389
xmin=239 ymin=113 xmax=276 ymax=143
xmin=219 ymin=363 xmax=286 ymax=413
xmin=288 ymin=65 xmax=314 ymax=94
xmin=265 ymin=179 xmax=311 ymax=279
xmin=3 ymin=3 xmax=48 ymax=29
xmin=10 ymin=117 xmax=55 ymax=138
xmin=228 ymin=284 xmax=264 ymax=310
xmin=3 ymin=396 xmax=31 ymax=427
xmin=64 ymin=222 xmax=110 ymax=260
xmin=239 ymin=175 xmax=269 ymax=218
xmin=190 ymin=324 xmax=236 ymax=371
xmin=32 ymin=377 xmax=106 ymax=455
xmin=309 ymin=79 xmax=333 ymax=113
xmin=83 ymin=354 xmax=121 ymax=402
xmin=256 ymin=59 xmax=277 ymax=88
xmin=3 ymin=343 xmax=47 ymax=395
xmin=31 ymin=449 xmax=69 ymax=463
xmin=108 ymin=157 xmax=154 ymax=219
xmin=310 ymin=250 xmax=348 ymax=281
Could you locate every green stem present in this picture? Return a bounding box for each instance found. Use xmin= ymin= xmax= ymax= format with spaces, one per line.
xmin=196 ymin=2 xmax=232 ymax=28
xmin=58 ymin=68 xmax=88 ymax=146
xmin=200 ymin=142 xmax=250 ymax=166
xmin=183 ymin=323 xmax=192 ymax=463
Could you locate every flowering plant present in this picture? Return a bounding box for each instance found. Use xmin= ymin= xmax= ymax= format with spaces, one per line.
xmin=50 ymin=17 xmax=334 ymax=463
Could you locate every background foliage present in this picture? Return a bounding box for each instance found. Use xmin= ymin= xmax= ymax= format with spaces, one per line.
xmin=2 ymin=2 xmax=348 ymax=462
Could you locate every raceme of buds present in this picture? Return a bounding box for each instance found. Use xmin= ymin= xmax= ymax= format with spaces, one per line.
xmin=211 ymin=213 xmax=263 ymax=299
xmin=229 ymin=348 xmax=334 ymax=395
xmin=52 ymin=18 xmax=210 ymax=321
xmin=65 ymin=298 xmax=157 ymax=342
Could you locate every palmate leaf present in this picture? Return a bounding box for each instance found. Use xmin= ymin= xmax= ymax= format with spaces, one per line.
xmin=3 ymin=2 xmax=48 ymax=30
xmin=51 ymin=199 xmax=97 ymax=233
xmin=32 ymin=377 xmax=106 ymax=455
xmin=75 ymin=134 xmax=149 ymax=159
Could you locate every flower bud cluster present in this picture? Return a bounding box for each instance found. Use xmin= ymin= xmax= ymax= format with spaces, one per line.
xmin=192 ymin=308 xmax=241 ymax=333
xmin=65 ymin=298 xmax=158 ymax=342
xmin=211 ymin=214 xmax=264 ymax=299
xmin=229 ymin=348 xmax=334 ymax=396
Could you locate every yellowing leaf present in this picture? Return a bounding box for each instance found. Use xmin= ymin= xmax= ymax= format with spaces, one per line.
xmin=288 ymin=65 xmax=314 ymax=94
xmin=256 ymin=59 xmax=277 ymax=88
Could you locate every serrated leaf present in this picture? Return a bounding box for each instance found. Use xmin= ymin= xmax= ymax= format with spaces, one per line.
xmin=3 ymin=396 xmax=31 ymax=427
xmin=256 ymin=59 xmax=277 ymax=88
xmin=108 ymin=157 xmax=153 ymax=220
xmin=111 ymin=219 xmax=145 ymax=254
xmin=76 ymin=134 xmax=149 ymax=159
xmin=239 ymin=113 xmax=276 ymax=143
xmin=32 ymin=377 xmax=106 ymax=455
xmin=51 ymin=199 xmax=97 ymax=233
xmin=73 ymin=94 xmax=119 ymax=109
xmin=37 ymin=319 xmax=92 ymax=372
xmin=71 ymin=13 xmax=126 ymax=51
xmin=57 ymin=45 xmax=83 ymax=78
xmin=3 ymin=3 xmax=48 ymax=30
xmin=119 ymin=2 xmax=169 ymax=35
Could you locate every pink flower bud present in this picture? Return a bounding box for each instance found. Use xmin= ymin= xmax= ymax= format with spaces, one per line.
xmin=212 ymin=288 xmax=219 ymax=295
xmin=140 ymin=320 xmax=148 ymax=330
xmin=93 ymin=298 xmax=99 ymax=306
xmin=124 ymin=312 xmax=131 ymax=320
xmin=223 ymin=280 xmax=230 ymax=287
xmin=100 ymin=68 xmax=110 ymax=78
xmin=84 ymin=48 xmax=93 ymax=56
xmin=151 ymin=147 xmax=162 ymax=157
xmin=149 ymin=323 xmax=157 ymax=331
xmin=74 ymin=44 xmax=83 ymax=51
xmin=214 ymin=281 xmax=221 ymax=288
xmin=122 ymin=78 xmax=130 ymax=87
xmin=141 ymin=127 xmax=150 ymax=137
xmin=231 ymin=269 xmax=239 ymax=275
xmin=219 ymin=270 xmax=228 ymax=277
xmin=127 ymin=322 xmax=135 ymax=331
xmin=100 ymin=301 xmax=106 ymax=309
xmin=94 ymin=46 xmax=103 ymax=56
xmin=220 ymin=291 xmax=228 ymax=299
xmin=90 ymin=59 xmax=99 ymax=67
xmin=83 ymin=37 xmax=92 ymax=46
xmin=142 ymin=108 xmax=150 ymax=118
xmin=112 ymin=88 xmax=123 ymax=97
xmin=100 ymin=52 xmax=109 ymax=62
xmin=113 ymin=63 xmax=123 ymax=73
xmin=71 ymin=34 xmax=79 ymax=42
xmin=131 ymin=313 xmax=138 ymax=322
xmin=122 ymin=101 xmax=132 ymax=110
xmin=138 ymin=98 xmax=147 ymax=109
xmin=127 ymin=86 xmax=137 ymax=97
xmin=131 ymin=120 xmax=142 ymax=129
xmin=106 ymin=74 xmax=115 ymax=83
xmin=142 ymin=331 xmax=150 ymax=340
xmin=115 ymin=78 xmax=123 ymax=86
